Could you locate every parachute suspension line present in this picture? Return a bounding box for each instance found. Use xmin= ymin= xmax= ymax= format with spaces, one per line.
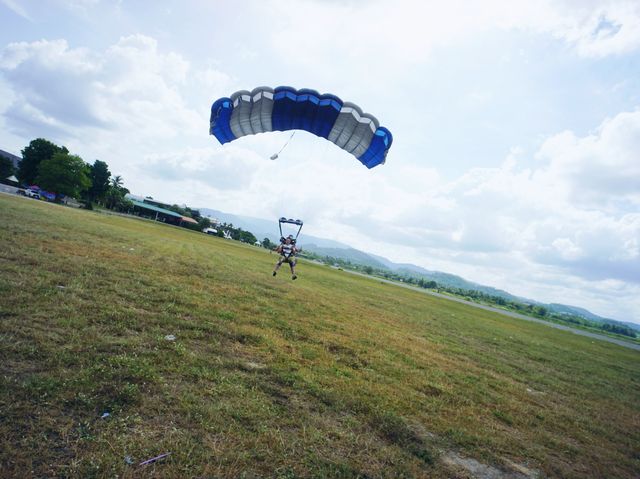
xmin=270 ymin=130 xmax=296 ymax=160
xmin=278 ymin=217 xmax=304 ymax=243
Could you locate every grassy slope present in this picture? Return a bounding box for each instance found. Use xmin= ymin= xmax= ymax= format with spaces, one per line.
xmin=0 ymin=194 xmax=638 ymax=478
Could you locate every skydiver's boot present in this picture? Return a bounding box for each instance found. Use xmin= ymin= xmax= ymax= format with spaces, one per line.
xmin=272 ymin=271 xmax=277 ymax=276
xmin=292 ymin=274 xmax=297 ymax=280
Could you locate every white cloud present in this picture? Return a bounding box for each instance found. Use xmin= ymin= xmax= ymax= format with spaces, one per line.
xmin=551 ymin=1 xmax=640 ymax=57
xmin=264 ymin=0 xmax=640 ymax=82
xmin=1 ymin=0 xmax=33 ymax=21
xmin=536 ymin=109 xmax=640 ymax=209
xmin=55 ymin=0 xmax=100 ymax=12
xmin=0 ymin=35 xmax=208 ymax=145
xmin=143 ymin=145 xmax=265 ymax=191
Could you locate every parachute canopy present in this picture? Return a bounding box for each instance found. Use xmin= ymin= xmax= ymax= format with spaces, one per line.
xmin=209 ymin=86 xmax=393 ymax=169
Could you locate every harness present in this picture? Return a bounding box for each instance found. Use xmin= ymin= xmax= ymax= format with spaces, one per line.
xmin=277 ymin=217 xmax=303 ymax=263
xmin=281 ymin=243 xmax=295 ymax=259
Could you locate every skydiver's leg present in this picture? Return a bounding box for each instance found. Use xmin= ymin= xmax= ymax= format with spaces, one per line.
xmin=290 ymin=258 xmax=297 ymax=280
xmin=273 ymin=256 xmax=284 ymax=276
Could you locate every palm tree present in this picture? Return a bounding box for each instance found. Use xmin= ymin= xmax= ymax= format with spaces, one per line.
xmin=105 ymin=175 xmax=130 ymax=210
xmin=110 ymin=175 xmax=123 ymax=189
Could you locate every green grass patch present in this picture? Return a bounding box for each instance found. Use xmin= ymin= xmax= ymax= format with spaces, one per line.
xmin=1 ymin=195 xmax=639 ymax=478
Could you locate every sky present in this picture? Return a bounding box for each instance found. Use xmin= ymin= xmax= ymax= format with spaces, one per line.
xmin=1 ymin=0 xmax=639 ymax=323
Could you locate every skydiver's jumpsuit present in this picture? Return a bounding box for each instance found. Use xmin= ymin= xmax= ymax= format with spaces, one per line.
xmin=273 ymin=242 xmax=297 ymax=278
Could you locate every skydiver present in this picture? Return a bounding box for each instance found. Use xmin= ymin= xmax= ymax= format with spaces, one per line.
xmin=272 ymin=235 xmax=299 ymax=280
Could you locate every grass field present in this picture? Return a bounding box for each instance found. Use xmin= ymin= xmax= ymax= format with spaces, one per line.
xmin=1 ymin=194 xmax=639 ymax=478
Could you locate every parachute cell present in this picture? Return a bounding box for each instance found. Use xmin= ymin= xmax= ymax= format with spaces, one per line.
xmin=210 ymin=86 xmax=392 ymax=168
xmin=210 ymin=98 xmax=235 ymax=144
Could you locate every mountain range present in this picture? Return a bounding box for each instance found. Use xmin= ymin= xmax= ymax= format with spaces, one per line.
xmin=199 ymin=208 xmax=349 ymax=248
xmin=199 ymin=207 xmax=639 ymax=331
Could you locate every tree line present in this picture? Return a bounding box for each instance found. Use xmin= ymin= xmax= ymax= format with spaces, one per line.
xmin=6 ymin=138 xmax=132 ymax=211
xmin=204 ymin=221 xmax=258 ymax=244
xmin=6 ymin=138 xmax=267 ymax=242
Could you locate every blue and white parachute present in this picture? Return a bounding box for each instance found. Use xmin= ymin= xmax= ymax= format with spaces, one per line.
xmin=209 ymin=86 xmax=393 ymax=169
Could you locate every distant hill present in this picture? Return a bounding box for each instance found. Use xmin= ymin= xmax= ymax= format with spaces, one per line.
xmin=306 ymin=246 xmax=521 ymax=301
xmin=548 ymin=303 xmax=604 ymax=321
xmin=198 ymin=208 xmax=350 ymax=249
xmin=197 ymin=207 xmax=637 ymax=329
xmin=547 ymin=304 xmax=640 ymax=331
xmin=300 ymin=245 xmax=389 ymax=269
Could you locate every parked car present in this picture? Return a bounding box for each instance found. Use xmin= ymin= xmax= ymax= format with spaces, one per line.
xmin=25 ymin=189 xmax=40 ymax=199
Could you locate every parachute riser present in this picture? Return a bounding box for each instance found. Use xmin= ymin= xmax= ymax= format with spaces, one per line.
xmin=278 ymin=217 xmax=303 ymax=244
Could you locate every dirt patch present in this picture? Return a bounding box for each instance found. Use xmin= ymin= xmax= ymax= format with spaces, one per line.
xmin=243 ymin=361 xmax=267 ymax=371
xmin=525 ymin=387 xmax=545 ymax=396
xmin=501 ymin=457 xmax=540 ymax=478
xmin=442 ymin=451 xmax=539 ymax=479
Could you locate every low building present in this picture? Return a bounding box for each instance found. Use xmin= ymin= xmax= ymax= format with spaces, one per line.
xmin=143 ymin=197 xmax=174 ymax=209
xmin=0 ymin=149 xmax=21 ymax=171
xmin=125 ymin=193 xmax=145 ymax=202
xmin=2 ymin=175 xmax=18 ymax=186
xmin=129 ymin=199 xmax=183 ymax=225
xmin=180 ymin=216 xmax=198 ymax=225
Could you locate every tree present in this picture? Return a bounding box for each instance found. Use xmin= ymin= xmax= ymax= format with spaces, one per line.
xmin=36 ymin=152 xmax=91 ymax=198
xmin=533 ymin=306 xmax=548 ymax=317
xmin=105 ymin=175 xmax=130 ymax=210
xmin=238 ymin=230 xmax=257 ymax=244
xmin=111 ymin=175 xmax=124 ymax=189
xmin=87 ymin=160 xmax=111 ymax=203
xmin=0 ymin=155 xmax=15 ymax=179
xmin=601 ymin=323 xmax=636 ymax=338
xmin=262 ymin=238 xmax=275 ymax=249
xmin=105 ymin=187 xmax=131 ymax=211
xmin=198 ymin=217 xmax=212 ymax=230
xmin=19 ymin=138 xmax=68 ymax=185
